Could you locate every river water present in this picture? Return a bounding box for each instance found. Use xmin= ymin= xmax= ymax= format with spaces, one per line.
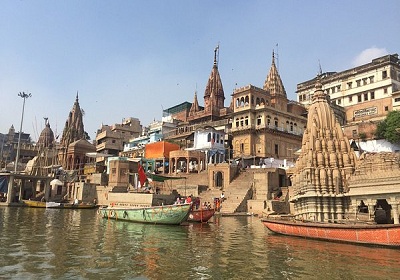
xmin=1 ymin=207 xmax=400 ymax=280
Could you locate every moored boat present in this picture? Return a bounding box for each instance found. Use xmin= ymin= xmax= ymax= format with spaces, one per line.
xmin=187 ymin=208 xmax=215 ymax=223
xmin=98 ymin=203 xmax=191 ymax=225
xmin=23 ymin=200 xmax=97 ymax=209
xmin=262 ymin=218 xmax=400 ymax=247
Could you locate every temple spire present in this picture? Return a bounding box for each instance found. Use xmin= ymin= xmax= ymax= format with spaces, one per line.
xmin=189 ymin=90 xmax=200 ymax=114
xmin=204 ymin=46 xmax=225 ymax=112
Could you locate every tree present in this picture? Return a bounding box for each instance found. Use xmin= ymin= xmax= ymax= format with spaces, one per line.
xmin=375 ymin=111 xmax=400 ymax=143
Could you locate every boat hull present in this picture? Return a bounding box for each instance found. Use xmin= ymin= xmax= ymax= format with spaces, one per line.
xmin=99 ymin=203 xmax=191 ymax=225
xmin=187 ymin=208 xmax=215 ymax=223
xmin=23 ymin=200 xmax=97 ymax=209
xmin=262 ymin=218 xmax=400 ymax=247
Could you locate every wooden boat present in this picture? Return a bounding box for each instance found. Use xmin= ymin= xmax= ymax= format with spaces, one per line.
xmin=187 ymin=208 xmax=215 ymax=223
xmin=262 ymin=218 xmax=400 ymax=247
xmin=98 ymin=203 xmax=192 ymax=225
xmin=23 ymin=200 xmax=97 ymax=209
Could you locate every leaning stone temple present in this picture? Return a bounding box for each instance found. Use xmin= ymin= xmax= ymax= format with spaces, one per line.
xmin=290 ymin=79 xmax=356 ymax=222
xmin=289 ymin=77 xmax=400 ymax=224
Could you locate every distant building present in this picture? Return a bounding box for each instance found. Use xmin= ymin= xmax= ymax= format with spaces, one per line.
xmin=0 ymin=125 xmax=35 ymax=170
xmin=296 ymin=53 xmax=400 ymax=140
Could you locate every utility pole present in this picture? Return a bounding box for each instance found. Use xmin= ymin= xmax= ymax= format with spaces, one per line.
xmin=14 ymin=92 xmax=32 ymax=173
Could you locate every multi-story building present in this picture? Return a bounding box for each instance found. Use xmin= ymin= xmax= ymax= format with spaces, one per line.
xmin=231 ymin=52 xmax=307 ymax=163
xmin=121 ymin=119 xmax=176 ymax=159
xmin=296 ymin=54 xmax=400 ymax=140
xmin=95 ymin=117 xmax=142 ymax=162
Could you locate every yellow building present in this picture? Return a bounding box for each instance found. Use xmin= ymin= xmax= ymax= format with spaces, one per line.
xmin=231 ymin=52 xmax=307 ymax=162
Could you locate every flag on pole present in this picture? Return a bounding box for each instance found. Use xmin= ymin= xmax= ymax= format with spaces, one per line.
xmin=138 ymin=165 xmax=147 ymax=187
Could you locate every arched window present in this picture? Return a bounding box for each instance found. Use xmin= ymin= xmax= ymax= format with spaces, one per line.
xmin=260 ymin=98 xmax=265 ymax=105
xmin=274 ymin=117 xmax=278 ymax=127
xmin=267 ymin=115 xmax=271 ymax=126
xmin=245 ymin=95 xmax=249 ymax=105
xmin=235 ymin=118 xmax=239 ymax=127
xmin=245 ymin=116 xmax=249 ymax=126
xmin=207 ymin=133 xmax=212 ymax=142
xmin=240 ymin=117 xmax=244 ymax=127
xmin=257 ymin=115 xmax=262 ymax=125
xmin=256 ymin=97 xmax=260 ymax=106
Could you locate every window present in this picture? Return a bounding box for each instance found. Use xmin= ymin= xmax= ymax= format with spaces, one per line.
xmin=369 ymin=76 xmax=374 ymax=83
xmin=385 ymin=106 xmax=389 ymax=111
xmin=240 ymin=143 xmax=244 ymax=153
xmin=382 ymin=70 xmax=387 ymax=79
xmin=356 ymin=80 xmax=361 ymax=87
xmin=274 ymin=144 xmax=279 ymax=155
xmin=370 ymin=92 xmax=375 ymax=100
xmin=364 ymin=93 xmax=368 ymax=101
xmin=349 ymin=96 xmax=353 ymax=102
xmin=274 ymin=117 xmax=278 ymax=127
xmin=384 ymin=88 xmax=388 ymax=94
xmin=395 ymin=97 xmax=400 ymax=102
xmin=299 ymin=95 xmax=302 ymax=102
xmin=337 ymin=85 xmax=341 ymax=91
xmin=245 ymin=116 xmax=249 ymax=126
xmin=358 ymin=95 xmax=362 ymax=103
xmin=257 ymin=115 xmax=262 ymax=125
xmin=362 ymin=78 xmax=367 ymax=85
xmin=337 ymin=99 xmax=341 ymax=105
xmin=112 ymin=140 xmax=116 ymax=143
xmin=235 ymin=118 xmax=239 ymax=127
xmin=347 ymin=82 xmax=352 ymax=89
xmin=267 ymin=116 xmax=271 ymax=126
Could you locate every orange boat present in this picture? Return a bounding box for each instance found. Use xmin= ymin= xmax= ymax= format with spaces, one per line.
xmin=187 ymin=208 xmax=215 ymax=223
xmin=262 ymin=218 xmax=400 ymax=247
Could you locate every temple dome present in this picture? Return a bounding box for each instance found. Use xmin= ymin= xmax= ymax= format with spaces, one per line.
xmin=37 ymin=119 xmax=55 ymax=148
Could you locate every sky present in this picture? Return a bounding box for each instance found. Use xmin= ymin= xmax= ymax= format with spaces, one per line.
xmin=1 ymin=0 xmax=399 ymax=141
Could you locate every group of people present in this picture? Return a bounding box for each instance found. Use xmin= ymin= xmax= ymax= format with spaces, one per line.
xmin=174 ymin=195 xmax=213 ymax=210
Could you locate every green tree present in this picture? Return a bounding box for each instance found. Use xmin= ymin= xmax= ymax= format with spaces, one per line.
xmin=375 ymin=111 xmax=400 ymax=143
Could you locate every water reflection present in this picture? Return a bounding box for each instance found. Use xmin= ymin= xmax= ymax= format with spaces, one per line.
xmin=1 ymin=208 xmax=400 ymax=280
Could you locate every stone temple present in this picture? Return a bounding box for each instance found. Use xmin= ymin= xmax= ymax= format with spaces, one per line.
xmin=289 ymin=77 xmax=400 ymax=224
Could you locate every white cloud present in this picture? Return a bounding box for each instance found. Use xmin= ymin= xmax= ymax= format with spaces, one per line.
xmin=352 ymin=47 xmax=388 ymax=67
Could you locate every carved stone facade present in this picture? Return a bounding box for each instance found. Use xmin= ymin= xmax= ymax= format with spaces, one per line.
xmin=290 ymin=78 xmax=400 ymax=224
xmin=347 ymin=152 xmax=400 ymax=224
xmin=290 ymin=79 xmax=356 ymax=222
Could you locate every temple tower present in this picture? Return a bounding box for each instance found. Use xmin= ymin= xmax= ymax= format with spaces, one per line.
xmin=59 ymin=92 xmax=85 ymax=167
xmin=263 ymin=51 xmax=287 ymax=111
xmin=204 ymin=46 xmax=225 ymax=116
xmin=290 ymin=78 xmax=356 ymax=222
